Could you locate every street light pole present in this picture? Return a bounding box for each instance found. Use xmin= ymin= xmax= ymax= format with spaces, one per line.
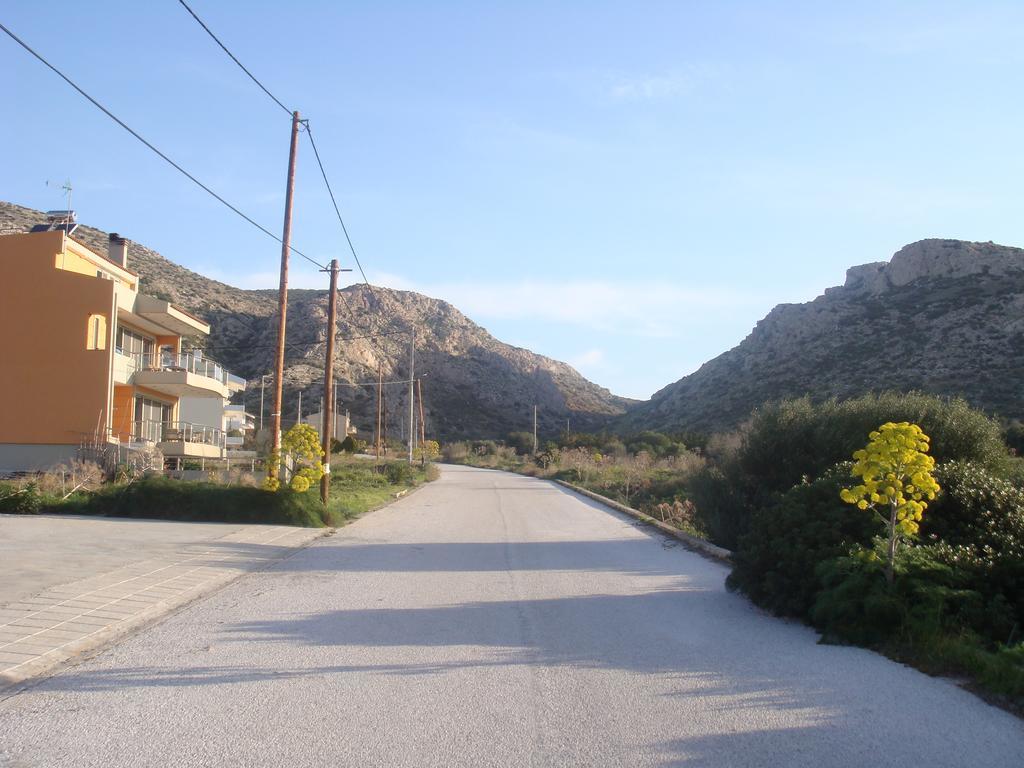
xmin=259 ymin=374 xmax=271 ymax=433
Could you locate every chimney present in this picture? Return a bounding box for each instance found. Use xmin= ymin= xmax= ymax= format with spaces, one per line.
xmin=108 ymin=233 xmax=128 ymax=268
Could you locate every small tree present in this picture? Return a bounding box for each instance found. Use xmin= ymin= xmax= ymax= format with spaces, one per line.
xmin=622 ymin=451 xmax=652 ymax=504
xmin=417 ymin=439 xmax=440 ymax=463
xmin=840 ymin=422 xmax=940 ymax=583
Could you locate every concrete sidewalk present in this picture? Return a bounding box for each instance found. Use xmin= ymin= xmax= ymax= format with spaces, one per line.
xmin=0 ymin=515 xmax=327 ymax=689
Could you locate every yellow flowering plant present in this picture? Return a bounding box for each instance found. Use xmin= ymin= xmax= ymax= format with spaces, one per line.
xmin=281 ymin=423 xmax=325 ymax=493
xmin=840 ymin=422 xmax=940 ymax=583
xmin=263 ymin=424 xmax=325 ymax=493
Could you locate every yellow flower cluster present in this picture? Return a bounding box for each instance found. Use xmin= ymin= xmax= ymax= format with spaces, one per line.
xmin=262 ymin=425 xmax=325 ymax=494
xmin=839 ymin=422 xmax=940 ymax=536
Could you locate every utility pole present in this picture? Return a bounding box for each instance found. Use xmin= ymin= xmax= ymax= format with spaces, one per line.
xmin=375 ymin=363 xmax=383 ymax=462
xmin=533 ymin=405 xmax=538 ymax=454
xmin=417 ymin=377 xmax=426 ymax=464
xmin=407 ymin=331 xmax=416 ymax=463
xmin=382 ymin=379 xmax=388 ymax=455
xmin=320 ymin=259 xmax=339 ymax=505
xmin=297 ymin=390 xmax=302 ymax=423
xmin=269 ymin=110 xmax=301 ymax=484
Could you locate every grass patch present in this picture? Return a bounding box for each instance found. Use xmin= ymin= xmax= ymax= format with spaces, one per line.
xmin=14 ymin=456 xmax=437 ymax=528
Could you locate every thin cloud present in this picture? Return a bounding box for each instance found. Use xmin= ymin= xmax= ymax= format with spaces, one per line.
xmin=364 ymin=274 xmax=763 ymax=339
xmin=606 ymin=64 xmax=720 ymax=102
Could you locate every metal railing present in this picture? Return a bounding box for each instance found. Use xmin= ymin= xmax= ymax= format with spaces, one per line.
xmin=115 ymin=348 xmax=235 ymax=386
xmin=131 ymin=420 xmax=226 ymax=448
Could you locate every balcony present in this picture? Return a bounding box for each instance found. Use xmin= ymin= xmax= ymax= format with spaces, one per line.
xmin=119 ymin=351 xmax=238 ymax=399
xmin=132 ymin=420 xmax=225 ymax=459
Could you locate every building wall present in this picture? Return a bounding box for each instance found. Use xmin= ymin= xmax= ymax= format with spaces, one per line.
xmin=111 ymin=385 xmax=135 ymax=441
xmin=0 ymin=232 xmax=115 ymax=446
xmin=178 ymin=396 xmax=224 ymax=430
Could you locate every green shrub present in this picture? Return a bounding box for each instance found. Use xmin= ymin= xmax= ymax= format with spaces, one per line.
xmin=0 ymin=481 xmax=43 ymax=514
xmin=727 ymin=470 xmax=882 ymax=617
xmin=741 ymin=392 xmax=1009 ymax=497
xmin=687 ymin=464 xmax=752 ymax=549
xmin=384 ymin=461 xmax=416 ymax=486
xmin=811 ymin=542 xmax=975 ymax=646
xmin=506 ymin=431 xmax=535 ymax=455
xmin=339 ymin=435 xmax=367 ymax=453
xmin=919 ymin=461 xmax=1024 ymax=641
xmin=80 ymin=477 xmax=326 ymax=526
xmin=694 ymin=392 xmax=1010 ymax=548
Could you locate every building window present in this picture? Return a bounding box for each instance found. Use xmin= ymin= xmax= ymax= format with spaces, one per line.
xmin=116 ymin=326 xmax=155 ymax=363
xmin=134 ymin=396 xmax=173 ymax=442
xmin=86 ymin=314 xmax=107 ymax=350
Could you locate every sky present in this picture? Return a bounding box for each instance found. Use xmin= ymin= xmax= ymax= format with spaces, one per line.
xmin=3 ymin=1 xmax=1024 ymax=399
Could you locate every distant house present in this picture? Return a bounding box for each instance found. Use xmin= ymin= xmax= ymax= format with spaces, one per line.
xmin=300 ymin=409 xmax=357 ymax=441
xmin=0 ymin=220 xmax=244 ymax=472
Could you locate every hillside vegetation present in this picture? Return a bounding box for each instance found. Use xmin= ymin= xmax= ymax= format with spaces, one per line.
xmin=624 ymin=238 xmax=1024 ymax=434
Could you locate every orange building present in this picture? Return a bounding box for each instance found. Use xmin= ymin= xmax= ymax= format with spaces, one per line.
xmin=0 ymin=223 xmax=243 ymax=473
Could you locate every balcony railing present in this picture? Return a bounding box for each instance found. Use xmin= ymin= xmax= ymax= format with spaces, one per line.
xmin=115 ymin=349 xmax=235 ymax=387
xmin=131 ymin=420 xmax=226 ymax=448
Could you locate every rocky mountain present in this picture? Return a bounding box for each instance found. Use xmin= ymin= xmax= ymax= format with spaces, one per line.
xmin=1 ymin=201 xmax=632 ymax=441
xmin=624 ymin=238 xmax=1024 ymax=434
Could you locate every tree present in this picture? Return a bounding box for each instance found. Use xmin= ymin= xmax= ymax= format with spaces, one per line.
xmin=840 ymin=422 xmax=940 ymax=583
xmin=417 ymin=439 xmax=440 ymax=462
xmin=622 ymin=451 xmax=652 ymax=504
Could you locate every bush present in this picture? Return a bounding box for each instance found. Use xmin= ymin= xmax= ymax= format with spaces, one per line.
xmin=384 ymin=461 xmax=416 ymax=486
xmin=694 ymin=393 xmax=1010 ymax=549
xmin=0 ymin=481 xmax=44 ymax=514
xmin=811 ymin=542 xmax=974 ymax=647
xmin=740 ymin=393 xmax=1009 ymax=498
xmin=79 ymin=477 xmax=326 ymax=526
xmin=687 ymin=464 xmax=751 ymax=549
xmin=506 ymin=431 xmax=535 ymax=455
xmin=920 ymin=461 xmax=1024 ymax=641
xmin=727 ymin=470 xmax=882 ymax=617
xmin=339 ymin=435 xmax=367 ymax=454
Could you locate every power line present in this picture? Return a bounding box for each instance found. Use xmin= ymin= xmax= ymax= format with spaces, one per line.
xmin=304 ymin=124 xmax=379 ymax=300
xmin=171 ymin=4 xmax=391 ymax=356
xmin=176 ymin=0 xmax=291 ymax=116
xmin=0 ymin=21 xmax=326 ymax=272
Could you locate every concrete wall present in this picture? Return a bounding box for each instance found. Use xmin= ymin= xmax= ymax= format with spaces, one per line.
xmin=0 ymin=444 xmax=80 ymax=474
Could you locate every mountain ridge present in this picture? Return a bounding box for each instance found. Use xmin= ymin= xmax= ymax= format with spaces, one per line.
xmin=0 ymin=201 xmax=634 ymax=441
xmin=625 ymin=237 xmax=1024 ymax=434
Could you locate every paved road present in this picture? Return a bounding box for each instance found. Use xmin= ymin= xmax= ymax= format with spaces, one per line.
xmin=1 ymin=465 xmax=1021 ymax=767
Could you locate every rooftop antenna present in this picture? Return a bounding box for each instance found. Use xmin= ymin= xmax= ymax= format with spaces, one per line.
xmin=44 ymin=178 xmax=73 ymax=226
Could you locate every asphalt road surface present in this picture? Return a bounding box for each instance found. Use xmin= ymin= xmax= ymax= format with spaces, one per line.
xmin=1 ymin=464 xmax=1022 ymax=767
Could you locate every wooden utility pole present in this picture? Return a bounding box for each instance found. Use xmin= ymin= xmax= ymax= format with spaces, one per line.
xmin=375 ymin=363 xmax=383 ymax=462
xmin=533 ymin=405 xmax=538 ymax=454
xmin=381 ymin=379 xmax=388 ymax=455
xmin=407 ymin=331 xmax=415 ymax=463
xmin=417 ymin=377 xmax=426 ymax=464
xmin=320 ymin=259 xmax=340 ymax=505
xmin=269 ymin=110 xmax=301 ymax=483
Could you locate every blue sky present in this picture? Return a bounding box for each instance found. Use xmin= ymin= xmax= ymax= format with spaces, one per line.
xmin=4 ymin=1 xmax=1024 ymax=399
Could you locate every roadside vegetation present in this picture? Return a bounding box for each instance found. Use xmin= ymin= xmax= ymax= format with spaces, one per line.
xmin=0 ymin=427 xmax=437 ymax=528
xmin=447 ymin=391 xmax=1024 ymax=712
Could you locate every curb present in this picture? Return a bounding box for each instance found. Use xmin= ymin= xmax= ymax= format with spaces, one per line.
xmin=553 ymin=479 xmax=733 ymax=563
